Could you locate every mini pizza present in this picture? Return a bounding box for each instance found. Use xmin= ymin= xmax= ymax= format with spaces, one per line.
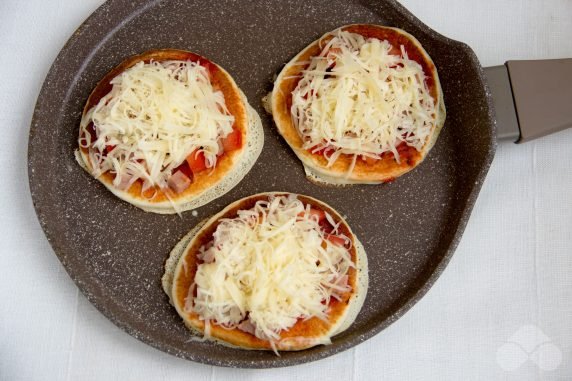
xmin=162 ymin=192 xmax=368 ymax=352
xmin=76 ymin=49 xmax=263 ymax=214
xmin=265 ymin=25 xmax=446 ymax=184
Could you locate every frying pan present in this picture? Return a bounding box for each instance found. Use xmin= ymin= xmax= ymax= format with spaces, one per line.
xmin=27 ymin=0 xmax=572 ymax=368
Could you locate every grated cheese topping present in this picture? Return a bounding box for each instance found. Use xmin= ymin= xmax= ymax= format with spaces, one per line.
xmin=187 ymin=194 xmax=354 ymax=342
xmin=79 ymin=60 xmax=235 ymax=192
xmin=290 ymin=30 xmax=436 ymax=169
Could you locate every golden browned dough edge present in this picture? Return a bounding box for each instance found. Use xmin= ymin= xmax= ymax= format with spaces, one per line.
xmin=270 ymin=25 xmax=446 ymax=184
xmin=77 ymin=49 xmax=250 ymax=211
xmin=168 ymin=192 xmax=367 ymax=351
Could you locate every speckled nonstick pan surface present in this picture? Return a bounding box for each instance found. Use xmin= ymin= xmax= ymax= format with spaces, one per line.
xmin=28 ymin=0 xmax=496 ymax=368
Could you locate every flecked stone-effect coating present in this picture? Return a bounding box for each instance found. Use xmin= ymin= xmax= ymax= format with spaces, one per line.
xmin=28 ymin=0 xmax=496 ymax=369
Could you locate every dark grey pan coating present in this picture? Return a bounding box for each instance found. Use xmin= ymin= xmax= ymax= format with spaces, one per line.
xmin=28 ymin=0 xmax=496 ymax=368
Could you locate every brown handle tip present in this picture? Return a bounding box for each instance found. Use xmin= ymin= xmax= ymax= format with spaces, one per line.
xmin=507 ymin=58 xmax=572 ymax=143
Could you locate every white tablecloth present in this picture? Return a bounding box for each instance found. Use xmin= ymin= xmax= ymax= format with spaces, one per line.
xmin=1 ymin=1 xmax=571 ymax=379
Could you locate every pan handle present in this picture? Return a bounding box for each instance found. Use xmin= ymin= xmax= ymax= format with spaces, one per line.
xmin=486 ymin=59 xmax=572 ymax=143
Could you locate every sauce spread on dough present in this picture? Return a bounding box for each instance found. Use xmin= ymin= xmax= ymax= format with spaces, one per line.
xmin=290 ymin=29 xmax=438 ymax=173
xmin=185 ymin=195 xmax=355 ymax=344
xmin=79 ymin=57 xmax=241 ymax=195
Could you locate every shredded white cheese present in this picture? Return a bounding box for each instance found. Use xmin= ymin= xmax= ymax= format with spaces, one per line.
xmin=188 ymin=194 xmax=354 ymax=342
xmin=79 ymin=60 xmax=235 ymax=192
xmin=291 ymin=30 xmax=436 ymax=167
